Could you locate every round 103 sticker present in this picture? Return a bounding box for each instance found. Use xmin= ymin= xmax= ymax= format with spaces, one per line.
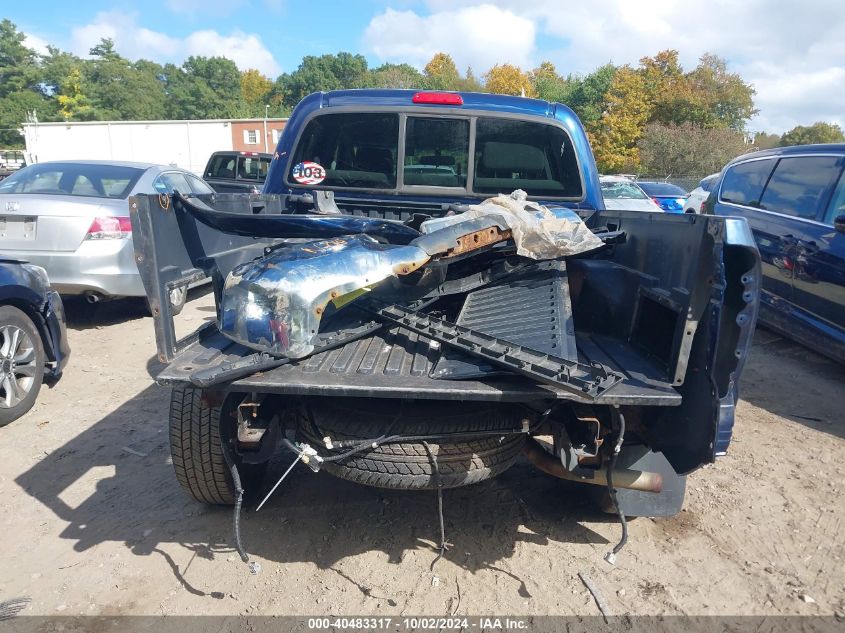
xmin=291 ymin=161 xmax=326 ymax=185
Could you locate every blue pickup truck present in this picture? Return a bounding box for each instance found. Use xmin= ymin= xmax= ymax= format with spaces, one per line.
xmin=130 ymin=89 xmax=761 ymax=552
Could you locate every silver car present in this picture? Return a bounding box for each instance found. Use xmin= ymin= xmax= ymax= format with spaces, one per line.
xmin=0 ymin=161 xmax=213 ymax=312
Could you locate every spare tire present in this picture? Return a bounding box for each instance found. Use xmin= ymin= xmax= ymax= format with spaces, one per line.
xmin=297 ymin=397 xmax=527 ymax=490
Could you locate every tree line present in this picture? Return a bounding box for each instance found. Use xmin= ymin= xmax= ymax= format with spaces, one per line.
xmin=1 ymin=19 xmax=842 ymax=176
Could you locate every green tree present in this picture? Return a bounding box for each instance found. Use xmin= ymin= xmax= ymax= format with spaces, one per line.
xmin=780 ymin=122 xmax=845 ymax=146
xmin=423 ymin=52 xmax=459 ymax=90
xmin=639 ymin=122 xmax=750 ymax=176
xmin=484 ymin=63 xmax=536 ymax=97
xmin=0 ymin=90 xmax=53 ymax=147
xmin=565 ymin=64 xmax=617 ymax=128
xmin=40 ymin=46 xmax=85 ymax=99
xmin=531 ymin=61 xmax=570 ymax=103
xmin=277 ymin=53 xmax=369 ymax=107
xmin=456 ymin=66 xmax=483 ymax=92
xmin=84 ymin=40 xmax=167 ymax=120
xmin=368 ymin=63 xmax=424 ymax=89
xmin=0 ymin=19 xmax=38 ymax=99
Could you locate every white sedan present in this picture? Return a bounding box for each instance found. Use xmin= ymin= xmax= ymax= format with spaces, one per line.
xmin=684 ymin=173 xmax=719 ymax=214
xmin=599 ymin=176 xmax=663 ymax=212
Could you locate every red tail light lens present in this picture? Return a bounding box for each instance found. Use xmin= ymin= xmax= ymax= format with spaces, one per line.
xmin=86 ymin=216 xmax=132 ymax=240
xmin=412 ymin=92 xmax=463 ymax=105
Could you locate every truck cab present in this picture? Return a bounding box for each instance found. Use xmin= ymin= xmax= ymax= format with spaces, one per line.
xmin=264 ymin=90 xmax=603 ymax=212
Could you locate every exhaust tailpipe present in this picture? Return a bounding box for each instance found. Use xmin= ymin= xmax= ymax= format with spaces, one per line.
xmin=523 ymin=437 xmax=663 ymax=493
xmin=84 ymin=293 xmax=102 ymax=304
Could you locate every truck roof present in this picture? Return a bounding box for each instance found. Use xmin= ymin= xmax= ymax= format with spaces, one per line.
xmin=317 ymin=89 xmax=560 ymax=119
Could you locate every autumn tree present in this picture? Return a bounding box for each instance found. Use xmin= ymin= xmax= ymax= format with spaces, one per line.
xmin=423 ymin=53 xmax=459 ymax=90
xmin=639 ymin=50 xmax=756 ymax=130
xmin=484 ymin=64 xmax=536 ymax=97
xmin=780 ymin=122 xmax=845 ymax=146
xmin=589 ymin=67 xmax=653 ymax=172
xmin=239 ymin=68 xmax=273 ymax=116
xmin=752 ymin=131 xmax=781 ymax=150
xmin=57 ymin=68 xmax=94 ymax=120
xmin=639 ymin=122 xmax=750 ymax=176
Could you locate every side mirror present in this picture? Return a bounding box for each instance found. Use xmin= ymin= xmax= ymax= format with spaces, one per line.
xmin=836 ymin=214 xmax=845 ymax=234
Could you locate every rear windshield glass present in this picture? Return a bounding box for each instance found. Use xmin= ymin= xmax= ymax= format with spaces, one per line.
xmin=601 ymin=181 xmax=648 ymax=199
xmin=638 ymin=182 xmax=687 ymax=196
xmin=404 ymin=117 xmax=468 ymax=188
xmin=473 ymin=118 xmax=582 ymax=198
xmin=0 ymin=163 xmax=143 ymax=199
xmin=286 ymin=112 xmax=582 ymax=198
xmin=289 ymin=113 xmax=400 ymax=189
xmin=206 ymin=154 xmax=270 ymax=182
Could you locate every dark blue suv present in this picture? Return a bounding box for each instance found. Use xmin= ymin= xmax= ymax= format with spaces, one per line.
xmin=708 ymin=144 xmax=845 ymax=363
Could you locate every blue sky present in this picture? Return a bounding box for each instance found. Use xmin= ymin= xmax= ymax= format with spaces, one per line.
xmin=9 ymin=0 xmax=845 ymax=133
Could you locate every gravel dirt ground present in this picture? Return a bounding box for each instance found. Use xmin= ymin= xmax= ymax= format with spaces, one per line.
xmin=0 ymin=291 xmax=843 ymax=619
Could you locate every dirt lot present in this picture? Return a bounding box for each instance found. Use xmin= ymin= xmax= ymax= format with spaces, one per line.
xmin=0 ymin=292 xmax=843 ymax=619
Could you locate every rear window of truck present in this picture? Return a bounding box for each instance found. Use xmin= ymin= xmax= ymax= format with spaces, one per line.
xmin=207 ymin=154 xmax=271 ymax=182
xmin=286 ymin=112 xmax=582 ymax=199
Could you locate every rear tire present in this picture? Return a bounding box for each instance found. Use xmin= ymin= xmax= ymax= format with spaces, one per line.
xmin=0 ymin=306 xmax=45 ymax=427
xmin=169 ymin=388 xmax=267 ymax=505
xmin=297 ymin=397 xmax=527 ymax=490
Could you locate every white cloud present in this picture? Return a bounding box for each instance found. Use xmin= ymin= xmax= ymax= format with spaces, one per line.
xmin=388 ymin=0 xmax=845 ymax=133
xmin=70 ymin=11 xmax=280 ymax=77
xmin=166 ymin=0 xmax=248 ymax=16
xmin=363 ymin=5 xmax=535 ymax=74
xmin=185 ymin=30 xmax=281 ymax=76
xmin=23 ymin=33 xmax=49 ymax=56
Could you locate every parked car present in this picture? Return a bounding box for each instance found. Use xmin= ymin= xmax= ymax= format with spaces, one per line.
xmin=0 ymin=259 xmax=69 ymax=425
xmin=0 ymin=161 xmax=214 ymax=314
xmin=203 ymin=151 xmax=272 ymax=193
xmin=0 ymin=150 xmax=29 ymax=181
xmin=132 ymin=89 xmax=760 ymax=537
xmin=637 ymin=181 xmax=689 ymax=213
xmin=684 ymin=173 xmax=719 ymax=214
xmin=600 ymin=175 xmax=663 ymax=212
xmin=706 ymin=143 xmax=845 ymax=363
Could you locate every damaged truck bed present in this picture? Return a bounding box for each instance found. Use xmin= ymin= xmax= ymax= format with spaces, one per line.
xmin=130 ymin=89 xmax=762 ymax=567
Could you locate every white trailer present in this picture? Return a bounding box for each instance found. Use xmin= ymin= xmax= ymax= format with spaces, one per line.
xmin=22 ymin=119 xmax=235 ymax=175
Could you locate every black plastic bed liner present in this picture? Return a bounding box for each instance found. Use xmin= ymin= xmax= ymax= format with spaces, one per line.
xmin=157 ymin=326 xmax=681 ymax=406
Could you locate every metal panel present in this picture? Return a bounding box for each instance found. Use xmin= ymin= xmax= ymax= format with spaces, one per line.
xmin=433 ymin=260 xmax=577 ymax=380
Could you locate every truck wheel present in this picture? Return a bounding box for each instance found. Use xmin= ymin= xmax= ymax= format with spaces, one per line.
xmin=297 ymin=397 xmax=527 ymax=490
xmin=0 ymin=306 xmax=45 ymax=427
xmin=169 ymin=388 xmax=267 ymax=505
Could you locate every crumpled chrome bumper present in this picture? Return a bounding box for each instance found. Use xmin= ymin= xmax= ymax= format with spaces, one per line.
xmin=219 ymin=236 xmax=430 ymax=358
